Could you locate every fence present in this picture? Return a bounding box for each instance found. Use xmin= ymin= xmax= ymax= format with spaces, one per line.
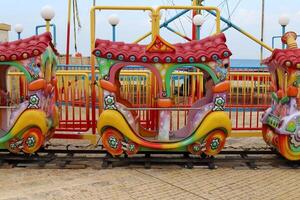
xmin=228 ymin=71 xmax=272 ymax=136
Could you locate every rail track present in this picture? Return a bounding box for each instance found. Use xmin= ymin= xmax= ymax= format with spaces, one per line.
xmin=1 ymin=146 xmax=300 ymax=170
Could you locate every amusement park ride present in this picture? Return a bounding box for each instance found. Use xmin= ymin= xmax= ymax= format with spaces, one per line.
xmin=1 ymin=1 xmax=300 ymax=161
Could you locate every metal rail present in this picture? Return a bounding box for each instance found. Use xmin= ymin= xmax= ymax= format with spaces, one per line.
xmin=1 ymin=147 xmax=298 ymax=170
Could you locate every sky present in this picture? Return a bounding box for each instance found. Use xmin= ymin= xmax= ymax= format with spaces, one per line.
xmin=1 ymin=0 xmax=300 ymax=59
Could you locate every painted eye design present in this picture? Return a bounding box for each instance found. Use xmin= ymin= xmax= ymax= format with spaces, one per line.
xmin=223 ymin=51 xmax=229 ymax=57
xmin=129 ymin=56 xmax=136 ymax=62
xmin=141 ymin=56 xmax=148 ymax=62
xmin=106 ymin=53 xmax=113 ymax=59
xmin=177 ymin=57 xmax=183 ymax=63
xmin=165 ymin=57 xmax=171 ymax=63
xmin=189 ymin=57 xmax=195 ymax=63
xmin=117 ymin=55 xmax=124 ymax=61
xmin=95 ymin=50 xmax=101 ymax=56
xmin=212 ymin=54 xmax=219 ymax=61
xmin=153 ymin=57 xmax=159 ymax=62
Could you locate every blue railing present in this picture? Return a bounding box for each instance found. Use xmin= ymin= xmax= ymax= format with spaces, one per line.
xmin=57 ymin=61 xmax=268 ymax=73
xmin=36 ymin=24 xmax=57 ymax=46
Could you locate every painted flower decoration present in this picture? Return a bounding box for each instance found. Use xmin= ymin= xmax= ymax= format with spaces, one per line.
xmin=104 ymin=95 xmax=117 ymax=110
xmin=290 ymin=133 xmax=300 ymax=148
xmin=128 ymin=143 xmax=135 ymax=152
xmin=210 ymin=138 xmax=220 ymax=150
xmin=213 ymin=97 xmax=225 ymax=111
xmin=108 ymin=136 xmax=118 ymax=149
xmin=28 ymin=94 xmax=40 ymax=109
xmin=193 ymin=144 xmax=201 ymax=152
xmin=26 ymin=136 xmax=36 ymax=148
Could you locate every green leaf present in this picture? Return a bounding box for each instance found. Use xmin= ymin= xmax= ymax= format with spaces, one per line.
xmin=280 ymin=96 xmax=289 ymax=104
xmin=271 ymin=92 xmax=279 ymax=103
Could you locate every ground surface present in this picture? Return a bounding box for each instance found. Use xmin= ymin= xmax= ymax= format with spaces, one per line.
xmin=1 ymin=137 xmax=299 ymax=200
xmin=1 ymin=167 xmax=300 ymax=200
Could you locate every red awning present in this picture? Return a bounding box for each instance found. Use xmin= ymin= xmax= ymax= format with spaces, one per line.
xmin=263 ymin=48 xmax=300 ymax=69
xmin=0 ymin=32 xmax=58 ymax=62
xmin=93 ymin=33 xmax=231 ymax=64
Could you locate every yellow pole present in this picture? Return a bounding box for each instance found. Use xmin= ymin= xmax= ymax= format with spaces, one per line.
xmin=90 ymin=7 xmax=97 ymax=133
xmin=238 ymin=28 xmax=273 ymax=52
xmin=134 ymin=32 xmax=151 ymax=44
xmin=90 ymin=6 xmax=155 ymax=132
xmin=46 ymin=20 xmax=50 ymax=32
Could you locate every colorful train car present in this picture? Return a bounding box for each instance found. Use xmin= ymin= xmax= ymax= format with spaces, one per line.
xmin=94 ymin=32 xmax=232 ymax=156
xmin=0 ymin=32 xmax=59 ymax=154
xmin=262 ymin=32 xmax=300 ymax=160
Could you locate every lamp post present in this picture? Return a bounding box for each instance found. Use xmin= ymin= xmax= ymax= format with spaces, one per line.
xmin=108 ymin=14 xmax=120 ymax=42
xmin=192 ymin=14 xmax=205 ymax=40
xmin=278 ymin=14 xmax=290 ymax=49
xmin=14 ymin=24 xmax=23 ymax=40
xmin=41 ymin=5 xmax=55 ymax=32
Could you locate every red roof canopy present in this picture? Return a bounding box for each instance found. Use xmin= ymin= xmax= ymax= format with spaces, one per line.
xmin=0 ymin=32 xmax=58 ymax=62
xmin=263 ymin=48 xmax=300 ymax=69
xmin=93 ymin=33 xmax=231 ymax=64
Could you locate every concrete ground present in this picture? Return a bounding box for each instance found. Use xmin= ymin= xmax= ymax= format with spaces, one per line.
xmin=1 ymin=137 xmax=298 ymax=200
xmin=1 ymin=167 xmax=300 ymax=200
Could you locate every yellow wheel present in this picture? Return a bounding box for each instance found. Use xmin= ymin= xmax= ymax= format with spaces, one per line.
xmin=102 ymin=128 xmax=124 ymax=156
xmin=204 ymin=130 xmax=227 ymax=156
xmin=22 ymin=128 xmax=44 ymax=154
xmin=278 ymin=134 xmax=300 ymax=161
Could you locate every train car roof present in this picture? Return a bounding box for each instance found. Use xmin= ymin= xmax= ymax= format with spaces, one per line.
xmin=93 ymin=33 xmax=231 ymax=64
xmin=0 ymin=32 xmax=58 ymax=62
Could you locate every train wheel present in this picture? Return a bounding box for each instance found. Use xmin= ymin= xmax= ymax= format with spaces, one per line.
xmin=102 ymin=128 xmax=124 ymax=156
xmin=204 ymin=130 xmax=227 ymax=156
xmin=6 ymin=138 xmax=22 ymax=154
xmin=125 ymin=141 xmax=139 ymax=156
xmin=187 ymin=142 xmax=203 ymax=155
xmin=278 ymin=134 xmax=300 ymax=161
xmin=22 ymin=128 xmax=45 ymax=154
xmin=262 ymin=125 xmax=278 ymax=147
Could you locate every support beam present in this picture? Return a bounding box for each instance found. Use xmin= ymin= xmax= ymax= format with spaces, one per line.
xmin=206 ymin=10 xmax=273 ymax=52
xmin=134 ymin=9 xmax=190 ymax=43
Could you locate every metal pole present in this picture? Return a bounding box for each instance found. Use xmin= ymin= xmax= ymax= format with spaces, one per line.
xmin=17 ymin=32 xmax=21 ymax=40
xmin=206 ymin=9 xmax=273 ymax=52
xmin=66 ymin=0 xmax=72 ymax=66
xmin=90 ymin=7 xmax=96 ymax=134
xmin=260 ymin=0 xmax=265 ymax=65
xmin=46 ymin=20 xmax=50 ymax=32
xmin=165 ymin=26 xmax=191 ymax=41
xmin=282 ymin=25 xmax=286 ymax=49
xmin=134 ymin=9 xmax=190 ymax=43
xmin=36 ymin=24 xmax=57 ymax=46
xmin=112 ymin=25 xmax=116 ymax=41
xmin=192 ymin=0 xmax=197 ymax=40
xmin=196 ymin=25 xmax=200 ymax=40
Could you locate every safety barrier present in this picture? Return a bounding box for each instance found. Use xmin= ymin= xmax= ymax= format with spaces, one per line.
xmin=55 ymin=71 xmax=91 ymax=132
xmin=228 ymin=71 xmax=272 ymax=136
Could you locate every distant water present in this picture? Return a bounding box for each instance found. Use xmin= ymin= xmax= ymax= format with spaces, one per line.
xmin=57 ymin=59 xmax=268 ymax=70
xmin=231 ymin=59 xmax=267 ymax=68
